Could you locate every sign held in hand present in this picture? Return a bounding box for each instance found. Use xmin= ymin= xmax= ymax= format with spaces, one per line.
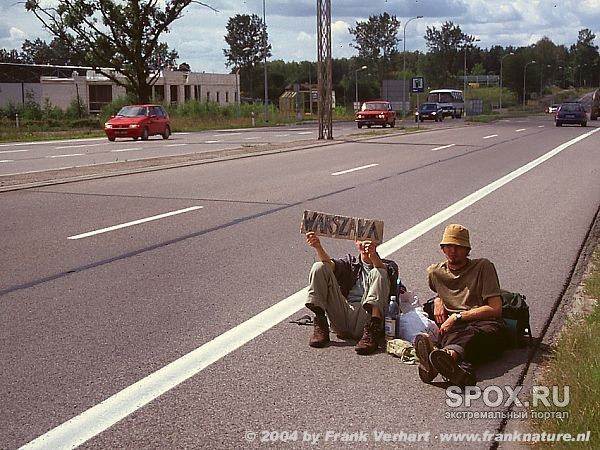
xmin=300 ymin=210 xmax=384 ymax=243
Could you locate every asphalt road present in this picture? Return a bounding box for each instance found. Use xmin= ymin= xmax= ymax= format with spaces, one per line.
xmin=1 ymin=115 xmax=599 ymax=449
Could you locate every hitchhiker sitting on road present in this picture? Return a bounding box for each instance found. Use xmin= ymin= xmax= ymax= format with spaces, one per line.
xmin=415 ymin=224 xmax=508 ymax=387
xmin=304 ymin=231 xmax=398 ymax=355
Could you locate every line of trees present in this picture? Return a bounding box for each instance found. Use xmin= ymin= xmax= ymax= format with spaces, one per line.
xmin=1 ymin=5 xmax=599 ymax=109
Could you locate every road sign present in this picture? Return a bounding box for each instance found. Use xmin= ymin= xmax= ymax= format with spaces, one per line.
xmin=411 ymin=77 xmax=425 ymax=93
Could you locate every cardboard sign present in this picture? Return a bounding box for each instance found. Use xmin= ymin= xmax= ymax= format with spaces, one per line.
xmin=300 ymin=210 xmax=384 ymax=242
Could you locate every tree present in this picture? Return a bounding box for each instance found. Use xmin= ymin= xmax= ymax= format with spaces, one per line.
xmin=223 ymin=13 xmax=271 ymax=98
xmin=24 ymin=0 xmax=216 ymax=103
xmin=0 ymin=48 xmax=23 ymax=63
xmin=148 ymin=42 xmax=180 ymax=70
xmin=424 ymin=21 xmax=475 ymax=86
xmin=349 ymin=12 xmax=400 ymax=85
xmin=570 ymin=28 xmax=598 ymax=87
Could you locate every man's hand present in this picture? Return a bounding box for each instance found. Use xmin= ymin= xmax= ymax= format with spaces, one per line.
xmin=306 ymin=232 xmax=334 ymax=268
xmin=434 ymin=296 xmax=447 ymax=325
xmin=439 ymin=314 xmax=459 ymax=335
xmin=359 ymin=240 xmax=385 ymax=268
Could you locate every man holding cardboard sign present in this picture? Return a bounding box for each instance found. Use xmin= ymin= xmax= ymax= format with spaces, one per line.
xmin=302 ymin=211 xmax=398 ymax=355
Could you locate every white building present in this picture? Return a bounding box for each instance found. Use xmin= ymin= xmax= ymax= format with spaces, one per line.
xmin=0 ymin=63 xmax=239 ymax=113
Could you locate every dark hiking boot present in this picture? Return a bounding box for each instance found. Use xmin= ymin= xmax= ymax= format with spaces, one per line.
xmin=309 ymin=315 xmax=330 ymax=348
xmin=414 ymin=333 xmax=438 ymax=383
xmin=429 ymin=349 xmax=477 ymax=387
xmin=355 ymin=317 xmax=384 ymax=355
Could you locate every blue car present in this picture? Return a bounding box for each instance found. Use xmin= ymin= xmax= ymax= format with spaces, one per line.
xmin=555 ymin=102 xmax=587 ymax=127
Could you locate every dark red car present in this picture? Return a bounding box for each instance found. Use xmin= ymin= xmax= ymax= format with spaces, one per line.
xmin=355 ymin=101 xmax=396 ymax=128
xmin=104 ymin=104 xmax=171 ymax=141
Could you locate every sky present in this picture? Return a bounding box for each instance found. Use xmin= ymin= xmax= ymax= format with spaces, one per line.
xmin=1 ymin=0 xmax=599 ymax=74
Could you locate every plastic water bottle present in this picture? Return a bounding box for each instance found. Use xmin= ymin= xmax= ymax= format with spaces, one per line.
xmin=385 ymin=295 xmax=399 ymax=340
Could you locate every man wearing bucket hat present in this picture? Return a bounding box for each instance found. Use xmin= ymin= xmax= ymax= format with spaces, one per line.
xmin=415 ymin=224 xmax=507 ymax=387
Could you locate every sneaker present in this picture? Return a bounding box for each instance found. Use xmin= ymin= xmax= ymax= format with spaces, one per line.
xmin=309 ymin=314 xmax=330 ymax=348
xmin=355 ymin=317 xmax=383 ymax=355
xmin=429 ymin=349 xmax=476 ymax=387
xmin=414 ymin=333 xmax=438 ymax=383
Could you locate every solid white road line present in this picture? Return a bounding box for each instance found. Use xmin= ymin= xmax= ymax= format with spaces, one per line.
xmin=331 ymin=163 xmax=379 ymax=176
xmin=46 ymin=153 xmax=85 ymax=158
xmin=22 ymin=127 xmax=600 ymax=450
xmin=431 ymin=144 xmax=456 ymax=152
xmin=483 ymin=134 xmax=498 ymax=139
xmin=67 ymin=206 xmax=203 ymax=240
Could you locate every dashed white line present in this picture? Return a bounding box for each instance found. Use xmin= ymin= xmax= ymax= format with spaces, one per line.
xmin=46 ymin=153 xmax=85 ymax=158
xmin=297 ymin=131 xmax=313 ymax=135
xmin=0 ymin=149 xmax=28 ymax=154
xmin=166 ymin=143 xmax=187 ymax=147
xmin=55 ymin=143 xmax=105 ymax=149
xmin=0 ymin=159 xmax=14 ymax=163
xmin=538 ymin=125 xmax=545 ymax=128
xmin=110 ymin=148 xmax=142 ymax=153
xmin=216 ymin=132 xmax=241 ymax=136
xmin=431 ymin=144 xmax=456 ymax=151
xmin=515 ymin=128 xmax=527 ymax=132
xmin=245 ymin=136 xmax=259 ymax=140
xmin=332 ymin=163 xmax=379 ymax=176
xmin=25 ymin=127 xmax=600 ymax=450
xmin=205 ymin=140 xmax=220 ymax=144
xmin=275 ymin=134 xmax=290 ymax=137
xmin=483 ymin=134 xmax=498 ymax=139
xmin=67 ymin=206 xmax=203 ymax=240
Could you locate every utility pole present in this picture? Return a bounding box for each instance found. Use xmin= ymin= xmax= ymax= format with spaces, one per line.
xmin=316 ymin=0 xmax=332 ymax=139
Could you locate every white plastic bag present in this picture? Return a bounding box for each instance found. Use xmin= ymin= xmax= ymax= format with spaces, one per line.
xmin=397 ymin=307 xmax=440 ymax=345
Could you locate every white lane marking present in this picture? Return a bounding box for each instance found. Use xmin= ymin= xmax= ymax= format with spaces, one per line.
xmin=287 ymin=128 xmax=305 ymax=131
xmin=216 ymin=132 xmax=241 ymax=137
xmin=516 ymin=128 xmax=527 ymax=132
xmin=0 ymin=138 xmax=106 ymax=148
xmin=331 ymin=163 xmax=379 ymax=176
xmin=483 ymin=134 xmax=498 ymax=139
xmin=22 ymin=128 xmax=600 ymax=450
xmin=245 ymin=136 xmax=259 ymax=140
xmin=0 ymin=149 xmax=28 ymax=154
xmin=55 ymin=143 xmax=106 ymax=150
xmin=205 ymin=140 xmax=221 ymax=144
xmin=110 ymin=148 xmax=142 ymax=153
xmin=275 ymin=134 xmax=290 ymax=137
xmin=431 ymin=144 xmax=456 ymax=152
xmin=538 ymin=125 xmax=545 ymax=128
xmin=67 ymin=206 xmax=203 ymax=240
xmin=46 ymin=153 xmax=85 ymax=158
xmin=166 ymin=144 xmax=187 ymax=147
xmin=297 ymin=131 xmax=313 ymax=135
xmin=0 ymin=159 xmax=14 ymax=163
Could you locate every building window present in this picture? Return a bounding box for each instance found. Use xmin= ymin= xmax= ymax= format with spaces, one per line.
xmin=216 ymin=91 xmax=220 ymax=103
xmin=170 ymin=85 xmax=178 ymax=105
xmin=225 ymin=91 xmax=229 ymax=103
xmin=194 ymin=85 xmax=201 ymax=101
xmin=88 ymin=84 xmax=112 ymax=113
xmin=184 ymin=85 xmax=191 ymax=101
xmin=154 ymin=85 xmax=164 ymax=101
xmin=206 ymin=91 xmax=210 ymax=102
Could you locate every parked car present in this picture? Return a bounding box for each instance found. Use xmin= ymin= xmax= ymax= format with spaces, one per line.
xmin=104 ymin=104 xmax=171 ymax=141
xmin=415 ymin=102 xmax=444 ymax=122
xmin=555 ymin=102 xmax=587 ymax=127
xmin=355 ymin=101 xmax=396 ymax=128
xmin=545 ymin=104 xmax=559 ymax=113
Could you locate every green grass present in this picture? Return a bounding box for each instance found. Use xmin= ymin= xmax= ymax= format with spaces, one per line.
xmin=528 ymin=245 xmax=600 ymax=448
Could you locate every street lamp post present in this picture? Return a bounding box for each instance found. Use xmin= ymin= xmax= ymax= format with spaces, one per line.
xmin=354 ymin=65 xmax=367 ymax=108
xmin=499 ymin=52 xmax=514 ymax=110
xmin=523 ymin=60 xmax=536 ymax=109
xmin=402 ymin=15 xmax=423 ymax=127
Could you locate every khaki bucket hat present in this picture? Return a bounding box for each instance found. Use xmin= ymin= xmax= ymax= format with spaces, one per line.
xmin=440 ymin=224 xmax=471 ymax=249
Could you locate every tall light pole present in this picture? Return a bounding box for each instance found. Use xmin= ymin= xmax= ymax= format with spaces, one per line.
xmin=499 ymin=52 xmax=514 ymax=110
xmin=523 ymin=60 xmax=536 ymax=109
xmin=402 ymin=15 xmax=423 ymax=127
xmin=262 ymin=0 xmax=269 ymax=122
xmin=463 ymin=38 xmax=480 ymax=116
xmin=354 ymin=65 xmax=367 ymax=107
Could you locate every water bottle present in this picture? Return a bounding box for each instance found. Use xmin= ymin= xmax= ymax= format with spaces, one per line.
xmin=385 ymin=295 xmax=399 ymax=340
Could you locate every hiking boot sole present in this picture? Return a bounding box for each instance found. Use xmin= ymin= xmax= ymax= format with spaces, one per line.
xmin=414 ymin=333 xmax=437 ymax=383
xmin=429 ymin=349 xmax=476 ymax=387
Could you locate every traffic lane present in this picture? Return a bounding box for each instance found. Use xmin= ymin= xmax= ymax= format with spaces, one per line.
xmin=83 ymin=135 xmax=600 ymax=448
xmin=5 ymin=128 xmax=599 ymax=447
xmin=0 ymin=119 xmax=589 ymax=290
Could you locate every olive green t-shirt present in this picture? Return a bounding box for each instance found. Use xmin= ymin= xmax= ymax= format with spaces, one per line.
xmin=427 ymin=258 xmax=501 ymax=312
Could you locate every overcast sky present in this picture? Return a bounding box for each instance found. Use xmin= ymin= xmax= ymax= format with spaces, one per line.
xmin=1 ymin=0 xmax=599 ymax=73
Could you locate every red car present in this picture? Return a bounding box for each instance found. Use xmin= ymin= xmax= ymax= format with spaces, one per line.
xmin=355 ymin=101 xmax=396 ymax=128
xmin=104 ymin=104 xmax=171 ymax=141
